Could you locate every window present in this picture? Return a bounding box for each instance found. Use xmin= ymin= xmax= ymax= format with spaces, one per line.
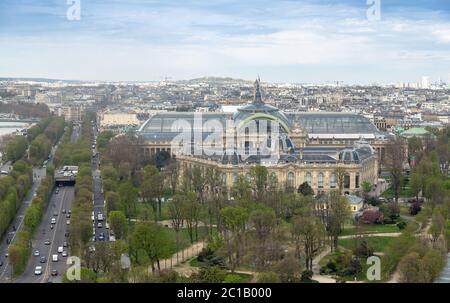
xmin=287 ymin=172 xmax=294 ymax=188
xmin=318 ymin=173 xmax=324 ymax=189
xmin=305 ymin=172 xmax=312 ymax=186
xmin=330 ymin=173 xmax=337 ymax=188
xmin=344 ymin=174 xmax=350 ymax=189
xmin=355 ymin=174 xmax=360 ymax=188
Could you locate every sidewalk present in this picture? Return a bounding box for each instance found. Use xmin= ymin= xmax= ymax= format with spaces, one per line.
xmin=150 ymin=241 xmax=206 ymax=273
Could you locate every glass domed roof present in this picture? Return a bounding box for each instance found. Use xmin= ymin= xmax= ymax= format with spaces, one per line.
xmin=233 ymin=78 xmax=291 ymax=132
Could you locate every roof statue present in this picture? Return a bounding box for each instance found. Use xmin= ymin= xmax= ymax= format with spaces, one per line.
xmin=254 ymin=76 xmax=263 ymax=104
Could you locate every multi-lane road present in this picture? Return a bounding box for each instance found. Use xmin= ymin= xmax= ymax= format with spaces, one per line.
xmin=0 ymin=122 xmax=81 ymax=283
xmin=15 ymin=185 xmax=74 ymax=283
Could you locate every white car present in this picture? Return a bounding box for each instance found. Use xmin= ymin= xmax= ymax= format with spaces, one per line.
xmin=57 ymin=246 xmax=63 ymax=253
xmin=34 ymin=266 xmax=42 ymax=275
xmin=33 ymin=250 xmax=40 ymax=257
xmin=62 ymin=251 xmax=68 ymax=257
xmin=52 ymin=254 xmax=58 ymax=262
xmin=66 ymin=220 xmax=70 ymax=225
xmin=51 ymin=218 xmax=56 ymax=224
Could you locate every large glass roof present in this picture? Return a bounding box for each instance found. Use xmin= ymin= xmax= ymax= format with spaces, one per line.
xmin=139 ymin=111 xmax=380 ymax=135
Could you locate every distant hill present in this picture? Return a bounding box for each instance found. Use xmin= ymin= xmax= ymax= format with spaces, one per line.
xmin=182 ymin=76 xmax=252 ymax=84
xmin=0 ymin=77 xmax=82 ymax=83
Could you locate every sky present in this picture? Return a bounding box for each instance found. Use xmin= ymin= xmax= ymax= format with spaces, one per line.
xmin=1 ymin=0 xmax=450 ymax=84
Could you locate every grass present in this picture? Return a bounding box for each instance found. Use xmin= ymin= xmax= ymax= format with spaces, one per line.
xmin=340 ymin=224 xmax=399 ymax=236
xmin=223 ymin=273 xmax=253 ymax=283
xmin=338 ymin=236 xmax=396 ymax=253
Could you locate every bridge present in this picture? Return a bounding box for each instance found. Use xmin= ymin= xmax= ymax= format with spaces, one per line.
xmin=54 ymin=166 xmax=78 ymax=186
xmin=0 ymin=118 xmax=39 ymax=123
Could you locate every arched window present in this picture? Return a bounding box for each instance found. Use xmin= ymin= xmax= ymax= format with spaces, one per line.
xmin=318 ymin=173 xmax=324 ymax=189
xmin=305 ymin=172 xmax=312 ymax=185
xmin=287 ymin=172 xmax=294 ymax=188
xmin=330 ymin=173 xmax=337 ymax=188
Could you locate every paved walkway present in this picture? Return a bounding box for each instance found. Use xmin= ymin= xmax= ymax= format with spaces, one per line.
xmin=149 ymin=241 xmax=206 ymax=273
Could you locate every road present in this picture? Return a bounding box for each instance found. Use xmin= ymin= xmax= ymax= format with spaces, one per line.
xmin=0 ymin=167 xmax=46 ymax=281
xmin=91 ymin=121 xmax=109 ymax=243
xmin=0 ymin=122 xmax=81 ymax=283
xmin=14 ymin=185 xmax=74 ymax=283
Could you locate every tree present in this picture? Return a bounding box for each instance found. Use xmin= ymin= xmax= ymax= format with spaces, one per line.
xmin=424 ymin=177 xmax=446 ymax=210
xmin=250 ymin=165 xmax=268 ymax=202
xmin=220 ymin=206 xmax=249 ymax=272
xmin=109 ymin=211 xmax=127 ymax=239
xmin=398 ymin=252 xmax=421 ymax=282
xmin=334 ymin=167 xmax=347 ymax=195
xmin=183 ymin=191 xmax=202 ymax=243
xmin=408 ymin=136 xmax=423 ymax=159
xmin=6 ymin=136 xmax=28 ymax=162
xmin=297 ymin=182 xmax=314 ymax=196
xmin=130 ymin=223 xmax=172 ymax=273
xmin=362 ymin=181 xmax=372 ymax=201
xmin=326 ymin=191 xmax=351 ymax=251
xmin=118 ymin=181 xmax=138 ymax=220
xmin=168 ymin=193 xmax=186 ymax=257
xmin=409 ymin=171 xmax=422 ymax=201
xmin=291 ymin=215 xmax=326 ymax=270
xmin=249 ymin=207 xmax=276 ymax=269
xmin=384 ymin=137 xmax=407 ymax=203
xmin=140 ymin=165 xmax=163 ymax=221
xmin=257 ymin=272 xmax=281 ymax=283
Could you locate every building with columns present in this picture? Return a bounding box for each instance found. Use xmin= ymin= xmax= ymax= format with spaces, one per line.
xmin=136 ymin=78 xmax=381 ymax=194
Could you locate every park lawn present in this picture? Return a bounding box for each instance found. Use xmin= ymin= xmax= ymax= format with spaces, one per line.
xmin=223 ymin=273 xmax=253 ymax=283
xmin=340 ymin=224 xmax=399 ymax=236
xmin=338 ymin=236 xmax=396 ymax=253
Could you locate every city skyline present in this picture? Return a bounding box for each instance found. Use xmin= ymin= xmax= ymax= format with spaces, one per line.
xmin=1 ymin=0 xmax=450 ymax=83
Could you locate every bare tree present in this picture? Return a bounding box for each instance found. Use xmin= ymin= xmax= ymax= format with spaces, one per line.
xmin=384 ymin=137 xmax=407 ymax=203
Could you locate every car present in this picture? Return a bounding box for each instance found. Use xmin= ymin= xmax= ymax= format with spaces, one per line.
xmin=33 ymin=250 xmax=40 ymax=257
xmin=52 ymin=254 xmax=58 ymax=262
xmin=63 ymin=241 xmax=68 ymax=247
xmin=62 ymin=209 xmax=66 ymax=214
xmin=97 ymin=222 xmax=103 ymax=228
xmin=91 ymin=215 xmax=95 ymax=222
xmin=64 ymin=232 xmax=69 ymax=237
xmin=51 ymin=218 xmax=56 ymax=224
xmin=57 ymin=246 xmax=63 ymax=253
xmin=51 ymin=269 xmax=58 ymax=276
xmin=68 ymin=210 xmax=71 ymax=214
xmin=62 ymin=251 xmax=68 ymax=257
xmin=4 ymin=253 xmax=8 ymax=258
xmin=66 ymin=213 xmax=71 ymax=218
xmin=40 ymin=256 xmax=46 ymax=263
xmin=98 ymin=233 xmax=105 ymax=241
xmin=105 ymin=222 xmax=110 ymax=229
xmin=66 ymin=220 xmax=70 ymax=225
xmin=44 ymin=239 xmax=51 ymax=245
xmin=34 ymin=266 xmax=42 ymax=275
xmin=55 ymin=189 xmax=59 ymax=194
